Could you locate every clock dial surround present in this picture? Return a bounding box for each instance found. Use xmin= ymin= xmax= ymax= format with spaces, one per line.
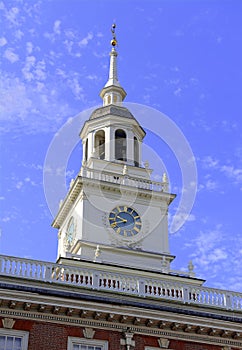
xmin=109 ymin=206 xmax=142 ymax=237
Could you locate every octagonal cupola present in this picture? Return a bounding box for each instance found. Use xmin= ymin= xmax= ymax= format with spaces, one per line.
xmin=79 ymin=24 xmax=150 ymax=179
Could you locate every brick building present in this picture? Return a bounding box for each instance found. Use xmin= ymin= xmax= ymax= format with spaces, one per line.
xmin=0 ymin=25 xmax=241 ymax=350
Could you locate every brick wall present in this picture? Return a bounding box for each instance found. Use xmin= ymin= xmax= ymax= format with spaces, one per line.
xmin=0 ymin=318 xmax=240 ymax=350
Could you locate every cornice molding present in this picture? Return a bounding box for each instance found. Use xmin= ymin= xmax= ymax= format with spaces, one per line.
xmin=0 ymin=308 xmax=241 ymax=349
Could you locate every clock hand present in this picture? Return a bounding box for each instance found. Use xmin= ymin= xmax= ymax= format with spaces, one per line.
xmin=116 ymin=216 xmax=127 ymax=223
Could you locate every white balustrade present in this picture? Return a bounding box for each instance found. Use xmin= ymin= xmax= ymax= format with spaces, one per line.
xmin=0 ymin=255 xmax=241 ymax=312
xmin=80 ymin=167 xmax=167 ymax=192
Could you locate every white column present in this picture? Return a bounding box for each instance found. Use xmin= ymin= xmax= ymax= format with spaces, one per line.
xmin=138 ymin=139 xmax=142 ymax=166
xmin=126 ymin=130 xmax=134 ymax=165
xmin=105 ymin=127 xmax=111 ymax=161
xmin=82 ymin=140 xmax=86 ymax=162
xmin=88 ymin=132 xmax=94 ymax=159
xmin=109 ymin=127 xmax=115 ymax=161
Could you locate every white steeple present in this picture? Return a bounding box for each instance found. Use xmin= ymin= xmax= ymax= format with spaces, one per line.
xmin=52 ymin=24 xmax=178 ymax=276
xmin=100 ymin=24 xmax=126 ymax=106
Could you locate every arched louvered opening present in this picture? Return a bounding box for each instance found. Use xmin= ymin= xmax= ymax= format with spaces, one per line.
xmin=134 ymin=136 xmax=139 ymax=166
xmin=115 ymin=129 xmax=127 ymax=161
xmin=66 ymin=216 xmax=75 ymax=247
xmin=95 ymin=130 xmax=105 ymax=160
xmin=85 ymin=138 xmax=88 ymax=161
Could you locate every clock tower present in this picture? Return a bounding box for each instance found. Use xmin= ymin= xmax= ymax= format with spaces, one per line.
xmin=52 ymin=25 xmax=176 ymax=273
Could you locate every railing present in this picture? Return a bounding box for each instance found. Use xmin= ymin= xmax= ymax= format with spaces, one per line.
xmin=80 ymin=167 xmax=168 ymax=192
xmin=0 ymin=255 xmax=241 ymax=312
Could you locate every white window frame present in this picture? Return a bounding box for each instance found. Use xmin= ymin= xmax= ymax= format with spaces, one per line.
xmin=68 ymin=337 xmax=108 ymax=350
xmin=0 ymin=328 xmax=29 ymax=350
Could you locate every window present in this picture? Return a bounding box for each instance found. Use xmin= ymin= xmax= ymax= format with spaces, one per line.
xmin=94 ymin=130 xmax=105 ymax=160
xmin=65 ymin=216 xmax=75 ymax=248
xmin=0 ymin=329 xmax=29 ymax=350
xmin=115 ymin=129 xmax=126 ymax=161
xmin=68 ymin=338 xmax=108 ymax=350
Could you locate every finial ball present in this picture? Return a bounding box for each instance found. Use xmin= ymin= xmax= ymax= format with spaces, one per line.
xmin=111 ymin=39 xmax=117 ymax=46
xmin=112 ymin=23 xmax=116 ymax=29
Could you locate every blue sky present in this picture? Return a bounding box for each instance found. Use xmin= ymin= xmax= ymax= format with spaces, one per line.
xmin=0 ymin=0 xmax=242 ymax=292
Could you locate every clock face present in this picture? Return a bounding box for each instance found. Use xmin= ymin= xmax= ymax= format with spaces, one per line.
xmin=109 ymin=206 xmax=142 ymax=237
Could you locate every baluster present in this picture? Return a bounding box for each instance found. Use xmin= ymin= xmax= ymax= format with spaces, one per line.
xmin=1 ymin=258 xmax=5 ymax=273
xmin=10 ymin=259 xmax=15 ymax=275
xmin=32 ymin=264 xmax=37 ymax=278
xmin=19 ymin=261 xmax=24 ymax=276
xmin=39 ymin=264 xmax=43 ymax=279
xmin=14 ymin=260 xmax=18 ymax=275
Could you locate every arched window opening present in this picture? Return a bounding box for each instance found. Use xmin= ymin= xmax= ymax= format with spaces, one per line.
xmin=134 ymin=136 xmax=139 ymax=166
xmin=115 ymin=129 xmax=127 ymax=161
xmin=107 ymin=95 xmax=111 ymax=104
xmin=66 ymin=217 xmax=75 ymax=247
xmin=85 ymin=138 xmax=88 ymax=161
xmin=113 ymin=95 xmax=117 ymax=103
xmin=95 ymin=130 xmax=105 ymax=160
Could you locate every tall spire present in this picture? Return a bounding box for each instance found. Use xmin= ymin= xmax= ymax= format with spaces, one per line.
xmin=100 ymin=24 xmax=126 ymax=106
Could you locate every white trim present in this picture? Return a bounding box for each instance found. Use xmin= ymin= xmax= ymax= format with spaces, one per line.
xmin=0 ymin=328 xmax=29 ymax=350
xmin=68 ymin=337 xmax=108 ymax=350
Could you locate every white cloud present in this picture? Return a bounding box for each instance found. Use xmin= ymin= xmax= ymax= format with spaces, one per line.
xmin=2 ymin=217 xmax=11 ymax=222
xmin=0 ymin=37 xmax=7 ymax=46
xmin=171 ymin=212 xmax=196 ymax=228
xmin=26 ymin=42 xmax=33 ymax=54
xmin=5 ymin=6 xmax=19 ymax=25
xmin=202 ymin=156 xmax=219 ymax=168
xmin=35 ymin=60 xmax=46 ymax=81
xmin=185 ymin=224 xmax=242 ymax=291
xmin=174 ymin=87 xmax=182 ymax=96
xmin=44 ymin=20 xmax=61 ymax=42
xmin=170 ymin=66 xmax=180 ymax=72
xmin=189 ymin=225 xmax=225 ymax=268
xmin=198 ymin=178 xmax=218 ymax=192
xmin=22 ymin=56 xmax=47 ymax=82
xmin=16 ymin=181 xmax=23 ymax=189
xmin=0 ymin=75 xmax=32 ymax=122
xmin=53 ymin=20 xmax=61 ymax=35
xmin=220 ymin=165 xmax=242 ymax=184
xmin=93 ymin=51 xmax=107 ymax=58
xmin=67 ymin=76 xmax=84 ymax=100
xmin=207 ymin=248 xmax=227 ymax=262
xmin=201 ymin=156 xmax=242 ymax=185
xmin=0 ymin=72 xmax=76 ymax=134
xmin=4 ymin=48 xmax=19 ymax=63
xmin=64 ymin=39 xmax=74 ymax=54
xmin=79 ymin=32 xmax=93 ymax=47
xmin=14 ymin=29 xmax=24 ymax=40
xmin=22 ymin=55 xmax=36 ymax=81
xmin=86 ymin=74 xmax=98 ymax=81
